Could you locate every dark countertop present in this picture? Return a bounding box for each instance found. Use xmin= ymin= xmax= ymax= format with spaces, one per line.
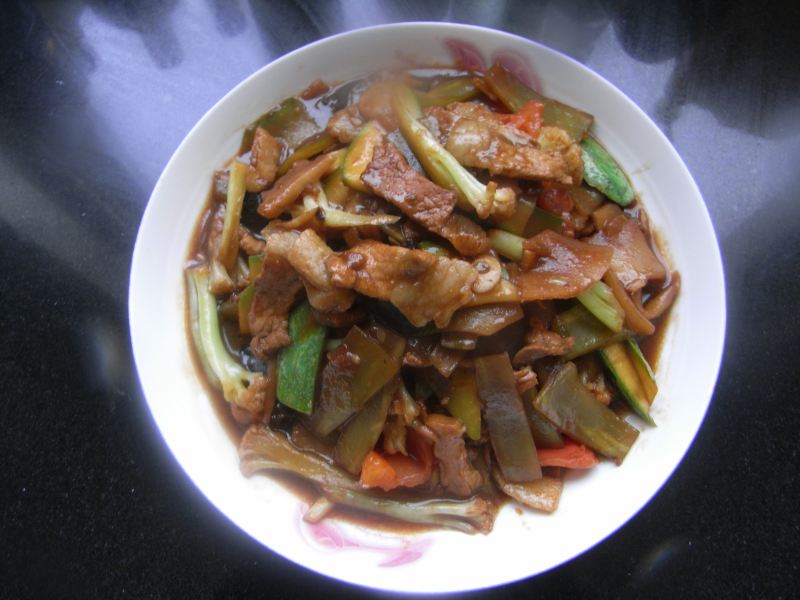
xmin=2 ymin=1 xmax=798 ymax=598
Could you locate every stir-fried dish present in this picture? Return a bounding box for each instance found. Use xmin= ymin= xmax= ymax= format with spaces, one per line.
xmin=185 ymin=64 xmax=679 ymax=534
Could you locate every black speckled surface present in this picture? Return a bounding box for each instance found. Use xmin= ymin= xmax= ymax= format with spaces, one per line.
xmin=1 ymin=1 xmax=799 ymax=598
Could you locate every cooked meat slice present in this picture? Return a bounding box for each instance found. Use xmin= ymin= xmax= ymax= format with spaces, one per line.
xmin=424 ymin=102 xmax=497 ymax=142
xmin=514 ymin=367 xmax=538 ymax=394
xmin=362 ymin=141 xmax=456 ymax=226
xmin=326 ymin=105 xmax=364 ymax=144
xmin=325 ymin=240 xmax=477 ymax=327
xmin=245 ymin=128 xmax=282 ymax=193
xmin=361 ymin=141 xmax=489 ymax=256
xmin=358 ymin=80 xmax=398 ymax=130
xmin=426 ymin=102 xmax=581 ymax=184
xmin=248 ymin=253 xmax=304 ymax=359
xmin=435 ymin=213 xmax=491 ymax=256
xmin=588 ymin=214 xmax=667 ymax=293
xmin=263 ymin=229 xmax=355 ymax=314
xmin=515 ymin=230 xmax=613 ymax=301
xmin=447 ymin=118 xmax=574 ymax=183
xmin=258 ymin=150 xmax=341 ymax=218
xmin=287 ymin=229 xmax=339 ymax=289
xmin=426 ymin=414 xmax=483 ymax=498
xmin=512 ymin=331 xmax=574 ymax=367
xmin=238 ymin=226 xmax=266 ymax=255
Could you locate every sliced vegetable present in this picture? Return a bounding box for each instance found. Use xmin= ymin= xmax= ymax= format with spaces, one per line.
xmin=581 ymin=137 xmax=634 ymax=206
xmin=440 ymin=332 xmax=478 ymax=351
xmin=393 ymin=84 xmax=516 ymax=219
xmin=496 ymin=197 xmax=535 ymax=236
xmin=334 ymin=382 xmax=394 ymax=474
xmin=447 ymin=368 xmax=482 ymax=441
xmin=603 ymin=270 xmax=655 ymax=335
xmin=321 ymin=168 xmax=353 ymax=206
xmin=217 ymin=160 xmax=248 ymax=271
xmin=475 ymin=353 xmax=542 ymax=482
xmin=247 ymin=253 xmax=264 ymax=283
xmin=570 ymin=186 xmax=604 ymax=216
xmin=553 ymin=304 xmax=626 ymax=359
xmin=342 ymin=121 xmax=384 ymax=192
xmin=525 ymin=206 xmax=563 ymax=237
xmin=501 ymin=99 xmax=544 ymax=138
xmin=237 ymin=284 xmax=256 ymax=335
xmin=359 ymin=429 xmax=433 ymax=491
xmin=488 ymin=229 xmax=524 ymax=262
xmin=483 ymin=63 xmax=593 ymax=142
xmin=599 ymin=340 xmax=657 ymax=425
xmin=187 ymin=267 xmax=260 ymax=410
xmin=443 ymin=303 xmax=524 ymax=336
xmin=276 ymin=301 xmax=327 ymax=415
xmin=577 ymin=281 xmax=625 ymax=333
xmin=537 ymin=439 xmax=598 ymax=469
xmin=322 ymin=486 xmax=495 ymax=534
xmin=467 ymin=278 xmax=521 ymax=306
xmin=522 ymin=388 xmax=564 ymax=449
xmin=418 ymin=76 xmax=478 ymax=106
xmin=418 ymin=241 xmax=454 ymax=257
xmin=278 ymin=131 xmax=335 ymax=176
xmin=627 ymin=338 xmax=658 ymax=401
xmin=493 ymin=468 xmax=563 ymax=513
xmin=318 ymin=206 xmax=400 ymax=228
xmin=241 ymin=97 xmax=310 ymax=151
xmin=309 ymin=325 xmax=404 ymax=437
xmin=533 ymin=362 xmax=639 ymax=461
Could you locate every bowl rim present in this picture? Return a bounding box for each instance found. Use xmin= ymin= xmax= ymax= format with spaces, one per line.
xmin=129 ymin=20 xmax=727 ymax=593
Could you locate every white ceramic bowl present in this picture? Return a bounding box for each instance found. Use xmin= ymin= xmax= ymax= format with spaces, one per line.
xmin=129 ymin=22 xmax=726 ymax=594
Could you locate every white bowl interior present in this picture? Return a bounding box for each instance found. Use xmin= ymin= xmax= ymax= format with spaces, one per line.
xmin=129 ymin=23 xmax=725 ymax=593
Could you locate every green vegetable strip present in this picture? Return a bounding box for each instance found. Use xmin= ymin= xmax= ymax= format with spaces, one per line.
xmin=524 ymin=206 xmax=563 ymax=237
xmin=533 ymin=362 xmax=639 ymax=461
xmin=278 ymin=131 xmax=335 ymax=176
xmin=186 ymin=267 xmax=258 ymax=407
xmin=475 ymin=354 xmax=542 ymax=482
xmin=309 ymin=326 xmax=403 ymax=437
xmin=241 ymin=97 xmax=307 ymax=152
xmin=522 ymin=389 xmax=564 ymax=449
xmin=342 ymin=121 xmax=384 ymax=193
xmin=418 ymin=241 xmax=453 ymax=257
xmin=393 ymin=84 xmax=514 ymax=219
xmin=599 ymin=342 xmax=656 ymax=426
xmin=483 ymin=64 xmax=594 ymax=142
xmin=627 ymin=338 xmax=658 ymax=401
xmin=496 ymin=198 xmax=535 ymax=236
xmin=333 ymin=382 xmax=395 ymax=474
xmin=577 ymin=281 xmax=625 ymax=333
xmin=580 ymin=138 xmax=635 ymax=206
xmin=237 ymin=284 xmax=255 ymax=335
xmin=217 ymin=160 xmax=247 ymax=271
xmin=447 ymin=368 xmax=482 ymax=441
xmin=418 ymin=76 xmax=478 ymax=107
xmin=277 ymin=301 xmax=327 ymax=415
xmin=488 ymin=229 xmax=524 ymax=262
xmin=553 ymin=304 xmax=626 ymax=359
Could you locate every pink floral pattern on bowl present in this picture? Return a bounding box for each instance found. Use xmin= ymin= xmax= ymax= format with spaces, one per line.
xmin=444 ymin=38 xmax=543 ymax=92
xmin=298 ymin=507 xmax=432 ymax=567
